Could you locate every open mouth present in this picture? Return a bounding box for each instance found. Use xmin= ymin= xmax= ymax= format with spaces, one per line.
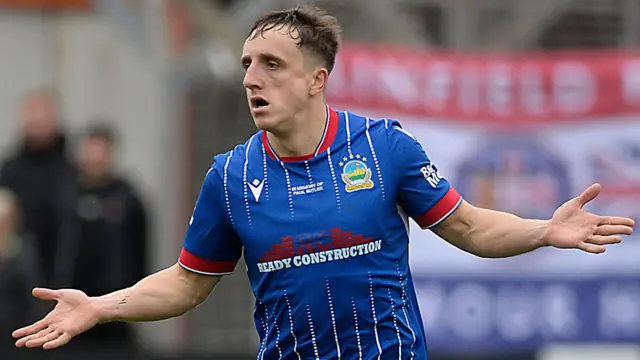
xmin=252 ymin=97 xmax=270 ymax=110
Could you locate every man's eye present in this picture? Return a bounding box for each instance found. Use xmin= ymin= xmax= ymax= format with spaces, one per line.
xmin=267 ymin=62 xmax=279 ymax=69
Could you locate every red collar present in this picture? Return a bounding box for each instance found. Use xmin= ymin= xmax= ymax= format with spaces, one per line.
xmin=262 ymin=107 xmax=339 ymax=162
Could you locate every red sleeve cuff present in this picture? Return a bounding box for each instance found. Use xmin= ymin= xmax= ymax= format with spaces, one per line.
xmin=178 ymin=248 xmax=238 ymax=275
xmin=414 ymin=187 xmax=463 ymax=229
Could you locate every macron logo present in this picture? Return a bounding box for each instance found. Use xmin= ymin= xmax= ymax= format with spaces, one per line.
xmin=248 ymin=179 xmax=264 ymax=202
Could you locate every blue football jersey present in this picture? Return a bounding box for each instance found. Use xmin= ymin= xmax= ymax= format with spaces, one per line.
xmin=179 ymin=107 xmax=462 ymax=360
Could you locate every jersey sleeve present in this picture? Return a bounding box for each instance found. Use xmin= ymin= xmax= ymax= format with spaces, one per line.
xmin=178 ymin=164 xmax=242 ymax=275
xmin=389 ymin=124 xmax=463 ymax=229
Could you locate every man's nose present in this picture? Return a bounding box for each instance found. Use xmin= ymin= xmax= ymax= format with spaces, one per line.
xmin=243 ymin=66 xmax=262 ymax=90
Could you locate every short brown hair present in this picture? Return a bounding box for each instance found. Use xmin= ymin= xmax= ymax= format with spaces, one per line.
xmin=85 ymin=121 xmax=117 ymax=146
xmin=247 ymin=6 xmax=342 ymax=73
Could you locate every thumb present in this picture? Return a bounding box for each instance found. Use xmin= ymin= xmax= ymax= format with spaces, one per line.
xmin=576 ymin=183 xmax=602 ymax=208
xmin=32 ymin=288 xmax=61 ymax=301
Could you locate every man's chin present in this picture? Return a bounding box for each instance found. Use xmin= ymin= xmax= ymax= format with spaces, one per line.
xmin=252 ymin=115 xmax=280 ymax=132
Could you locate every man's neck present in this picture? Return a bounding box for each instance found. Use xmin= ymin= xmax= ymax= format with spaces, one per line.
xmin=266 ymin=102 xmax=328 ymax=158
xmin=80 ymin=172 xmax=112 ymax=188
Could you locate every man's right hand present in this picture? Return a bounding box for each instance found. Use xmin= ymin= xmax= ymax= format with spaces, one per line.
xmin=12 ymin=264 xmax=223 ymax=350
xmin=12 ymin=288 xmax=100 ymax=350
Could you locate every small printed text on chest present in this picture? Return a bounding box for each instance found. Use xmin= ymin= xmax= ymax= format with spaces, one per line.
xmin=292 ymin=181 xmax=324 ymax=196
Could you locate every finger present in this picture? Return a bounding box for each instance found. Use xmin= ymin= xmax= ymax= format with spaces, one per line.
xmin=32 ymin=288 xmax=60 ymax=301
xmin=12 ymin=319 xmax=48 ymax=339
xmin=599 ymin=216 xmax=636 ymax=227
xmin=15 ymin=324 xmax=53 ymax=347
xmin=17 ymin=326 xmax=55 ymax=348
xmin=576 ymin=183 xmax=602 ymax=208
xmin=595 ymin=225 xmax=634 ymax=236
xmin=25 ymin=329 xmax=61 ymax=348
xmin=43 ymin=333 xmax=72 ymax=350
xmin=587 ymin=235 xmax=622 ymax=246
xmin=577 ymin=242 xmax=606 ymax=254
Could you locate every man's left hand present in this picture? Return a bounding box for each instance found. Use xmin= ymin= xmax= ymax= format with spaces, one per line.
xmin=543 ymin=183 xmax=635 ymax=254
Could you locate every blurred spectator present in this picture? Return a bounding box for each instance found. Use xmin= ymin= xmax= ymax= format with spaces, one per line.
xmin=0 ymin=88 xmax=77 ymax=287
xmin=0 ymin=189 xmax=45 ymax=348
xmin=60 ymin=122 xmax=148 ymax=349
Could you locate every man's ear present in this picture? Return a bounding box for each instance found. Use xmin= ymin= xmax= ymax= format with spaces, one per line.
xmin=309 ymin=67 xmax=329 ymax=96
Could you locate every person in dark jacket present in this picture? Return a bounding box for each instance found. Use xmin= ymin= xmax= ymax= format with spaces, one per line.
xmin=0 ymin=189 xmax=45 ymax=348
xmin=61 ymin=122 xmax=148 ymax=350
xmin=0 ymin=89 xmax=76 ymax=288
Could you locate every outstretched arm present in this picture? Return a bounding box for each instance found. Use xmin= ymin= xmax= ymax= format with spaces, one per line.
xmin=13 ymin=162 xmax=241 ymax=350
xmin=95 ymin=263 xmax=220 ymax=322
xmin=384 ymin=123 xmax=634 ymax=258
xmin=432 ymin=183 xmax=635 ymax=258
xmin=12 ymin=264 xmax=220 ymax=350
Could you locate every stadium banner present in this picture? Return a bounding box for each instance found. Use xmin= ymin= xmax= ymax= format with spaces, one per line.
xmin=328 ymin=46 xmax=640 ymax=352
xmin=0 ymin=0 xmax=92 ymax=10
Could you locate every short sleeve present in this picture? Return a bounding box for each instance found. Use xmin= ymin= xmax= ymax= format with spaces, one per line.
xmin=178 ymin=165 xmax=242 ymax=275
xmin=390 ymin=124 xmax=463 ymax=229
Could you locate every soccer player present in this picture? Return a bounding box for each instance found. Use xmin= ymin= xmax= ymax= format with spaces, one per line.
xmin=12 ymin=6 xmax=635 ymax=359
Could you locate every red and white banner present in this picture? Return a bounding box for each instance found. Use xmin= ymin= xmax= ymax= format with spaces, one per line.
xmin=0 ymin=0 xmax=92 ymax=10
xmin=328 ymin=44 xmax=640 ymax=124
xmin=328 ymin=43 xmax=640 ymax=276
xmin=328 ymin=45 xmax=640 ymax=350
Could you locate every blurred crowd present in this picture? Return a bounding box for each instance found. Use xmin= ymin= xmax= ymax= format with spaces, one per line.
xmin=0 ymin=88 xmax=148 ymax=352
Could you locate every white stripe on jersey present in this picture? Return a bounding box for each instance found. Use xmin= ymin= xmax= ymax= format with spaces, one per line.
xmin=392 ymin=124 xmax=433 ymax=164
xmin=283 ymin=290 xmax=302 ymax=360
xmin=243 ymin=136 xmax=254 ymax=227
xmin=304 ymin=160 xmax=313 ymax=183
xmin=368 ymin=272 xmax=383 ymax=359
xmin=326 ymin=279 xmax=341 ymax=359
xmin=258 ymin=300 xmax=268 ymax=360
xmin=279 ymin=161 xmax=294 ymax=218
xmin=260 ymin=141 xmax=269 ymax=201
xmin=392 ymin=124 xmax=416 ymax=140
xmin=365 ymin=118 xmax=386 ymax=201
xmin=388 ymin=288 xmax=403 ymax=360
xmin=344 ymin=112 xmax=353 ymax=156
xmin=395 ymin=206 xmax=417 ymax=358
xmin=397 ymin=264 xmax=417 ymax=359
xmin=272 ymin=306 xmax=283 ymax=359
xmin=351 ymin=297 xmax=363 ymax=360
xmin=384 ymin=118 xmax=390 ymax=129
xmin=223 ymin=153 xmax=235 ymax=226
xmin=306 ymin=304 xmax=320 ymax=360
xmin=326 ymin=148 xmax=342 ymax=210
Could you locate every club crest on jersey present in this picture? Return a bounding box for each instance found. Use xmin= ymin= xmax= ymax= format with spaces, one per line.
xmin=339 ymin=154 xmax=374 ymax=193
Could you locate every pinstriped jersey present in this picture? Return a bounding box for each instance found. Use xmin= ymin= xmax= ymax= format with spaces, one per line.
xmin=179 ymin=107 xmax=463 ymax=360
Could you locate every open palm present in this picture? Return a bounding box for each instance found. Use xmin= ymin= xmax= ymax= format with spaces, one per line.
xmin=544 ymin=183 xmax=635 ymax=253
xmin=12 ymin=288 xmax=100 ymax=350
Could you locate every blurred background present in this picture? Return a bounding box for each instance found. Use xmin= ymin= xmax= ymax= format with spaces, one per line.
xmin=0 ymin=0 xmax=638 ymax=360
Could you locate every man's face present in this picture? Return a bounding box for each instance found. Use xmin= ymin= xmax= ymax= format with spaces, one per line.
xmin=20 ymin=93 xmax=58 ymax=145
xmin=79 ymin=137 xmax=112 ymax=180
xmin=241 ymin=26 xmax=319 ymax=132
